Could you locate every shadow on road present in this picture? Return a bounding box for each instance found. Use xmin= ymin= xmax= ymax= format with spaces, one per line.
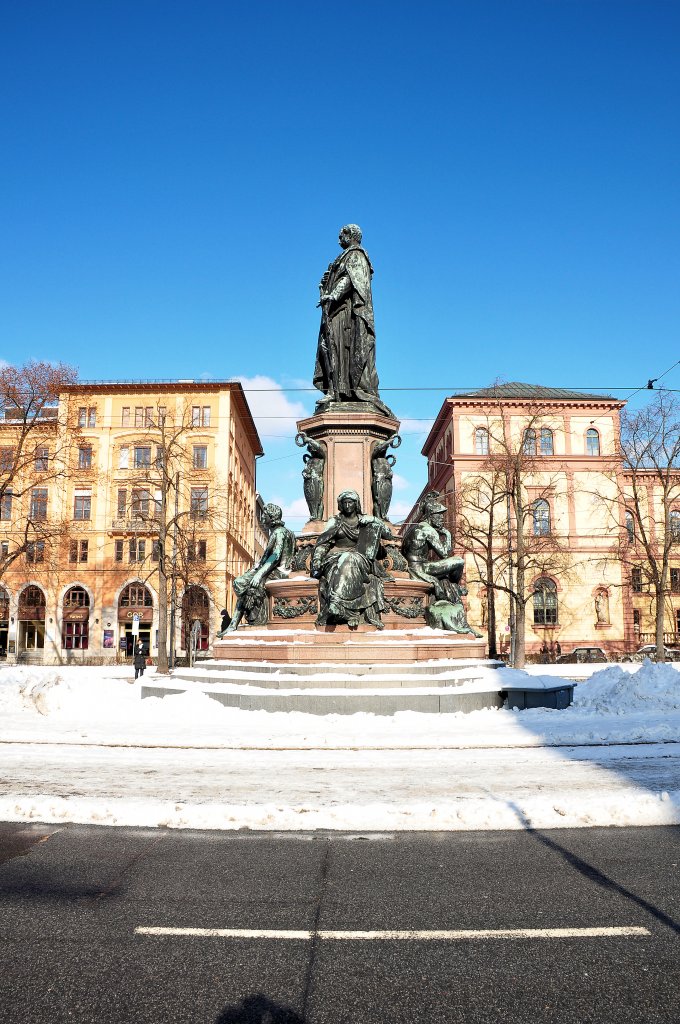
xmin=507 ymin=799 xmax=680 ymax=935
xmin=215 ymin=993 xmax=305 ymax=1024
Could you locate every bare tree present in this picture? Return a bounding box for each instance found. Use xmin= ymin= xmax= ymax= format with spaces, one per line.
xmin=453 ymin=404 xmax=574 ymax=668
xmin=0 ymin=361 xmax=79 ymax=582
xmin=115 ymin=400 xmax=230 ymax=674
xmin=617 ymin=392 xmax=680 ymax=661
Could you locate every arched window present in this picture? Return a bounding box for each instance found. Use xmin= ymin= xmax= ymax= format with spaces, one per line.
xmin=182 ymin=586 xmax=210 ymax=651
xmin=631 ymin=567 xmax=643 ymax=593
xmin=540 ymin=428 xmax=554 ymax=456
xmin=0 ymin=587 xmax=9 ymax=621
xmin=18 ymin=585 xmax=46 ymax=651
xmin=625 ymin=510 xmax=635 ymax=544
xmin=533 ymin=578 xmax=557 ymax=625
xmin=120 ymin=583 xmax=153 ymax=607
xmin=670 ymin=510 xmax=680 ymax=541
xmin=532 ymin=499 xmax=551 ymax=536
xmin=522 ymin=428 xmax=537 ymax=456
xmin=474 ymin=428 xmax=489 ymax=456
xmin=62 ymin=586 xmax=90 ymax=650
xmin=586 ymin=428 xmax=600 ymax=456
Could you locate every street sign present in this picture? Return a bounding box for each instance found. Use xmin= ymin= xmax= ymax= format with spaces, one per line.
xmin=131 ymin=613 xmax=140 ymax=635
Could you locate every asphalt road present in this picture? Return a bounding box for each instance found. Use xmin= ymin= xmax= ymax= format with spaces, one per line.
xmin=0 ymin=823 xmax=679 ymax=1023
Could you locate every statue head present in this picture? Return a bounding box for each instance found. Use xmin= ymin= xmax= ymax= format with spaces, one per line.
xmin=337 ymin=489 xmax=362 ymax=516
xmin=263 ymin=503 xmax=283 ymax=526
xmin=418 ymin=491 xmax=446 ymax=523
xmin=339 ymin=224 xmax=362 ymax=248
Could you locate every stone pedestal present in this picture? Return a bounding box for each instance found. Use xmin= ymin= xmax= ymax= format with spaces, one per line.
xmin=297 ymin=407 xmax=400 ymax=527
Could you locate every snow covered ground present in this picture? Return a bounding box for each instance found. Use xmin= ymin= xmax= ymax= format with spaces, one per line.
xmin=1 ymin=659 xmax=680 ymax=831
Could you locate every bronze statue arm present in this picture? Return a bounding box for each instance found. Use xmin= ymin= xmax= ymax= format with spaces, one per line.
xmin=320 ymin=273 xmax=352 ymax=305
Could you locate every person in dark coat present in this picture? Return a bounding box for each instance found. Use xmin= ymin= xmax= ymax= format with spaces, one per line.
xmin=133 ymin=642 xmax=146 ymax=679
xmin=216 ymin=608 xmax=231 ymax=638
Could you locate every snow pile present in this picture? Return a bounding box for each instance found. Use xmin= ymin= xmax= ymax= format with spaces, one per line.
xmin=574 ymin=659 xmax=680 ymax=714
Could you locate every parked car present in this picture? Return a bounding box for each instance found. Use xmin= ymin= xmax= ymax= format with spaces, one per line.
xmin=621 ymin=644 xmax=680 ymax=663
xmin=556 ymin=646 xmax=608 ymax=665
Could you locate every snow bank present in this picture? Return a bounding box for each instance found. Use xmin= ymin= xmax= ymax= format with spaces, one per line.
xmin=574 ymin=659 xmax=680 ymax=713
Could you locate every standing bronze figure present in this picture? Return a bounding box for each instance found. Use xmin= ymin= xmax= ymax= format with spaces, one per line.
xmin=313 ymin=225 xmax=393 ymax=417
xmin=295 ymin=431 xmax=326 ymax=521
xmin=371 ymin=432 xmax=401 ymax=519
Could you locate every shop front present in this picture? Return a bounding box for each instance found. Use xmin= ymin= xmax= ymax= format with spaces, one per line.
xmin=18 ymin=585 xmax=46 ymax=659
xmin=118 ymin=583 xmax=154 ymax=656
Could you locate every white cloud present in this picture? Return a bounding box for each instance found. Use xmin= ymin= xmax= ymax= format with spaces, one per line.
xmin=399 ymin=417 xmax=434 ymax=438
xmin=391 ymin=473 xmax=409 ymax=492
xmin=233 ymin=375 xmax=310 ymax=439
xmin=388 ymin=498 xmax=418 ymax=523
xmin=269 ymin=495 xmax=310 ymax=524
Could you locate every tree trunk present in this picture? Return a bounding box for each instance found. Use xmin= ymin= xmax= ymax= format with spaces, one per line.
xmin=655 ymin=582 xmax=666 ymax=662
xmin=486 ymin=551 xmax=497 ymax=658
xmin=513 ymin=476 xmax=526 ymax=668
xmin=156 ymin=522 xmax=169 ymax=674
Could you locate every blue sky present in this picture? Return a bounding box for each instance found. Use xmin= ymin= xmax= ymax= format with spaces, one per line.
xmin=2 ymin=1 xmax=679 ymax=523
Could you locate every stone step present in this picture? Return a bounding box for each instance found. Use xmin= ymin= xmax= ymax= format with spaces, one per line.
xmin=175 ymin=657 xmax=500 ymax=679
xmin=169 ymin=667 xmax=498 ymax=690
xmin=141 ymin=680 xmax=505 ymax=716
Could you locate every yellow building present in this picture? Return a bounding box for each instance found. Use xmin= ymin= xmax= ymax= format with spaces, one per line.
xmin=411 ymin=382 xmax=644 ymax=659
xmin=0 ymin=380 xmax=263 ymax=664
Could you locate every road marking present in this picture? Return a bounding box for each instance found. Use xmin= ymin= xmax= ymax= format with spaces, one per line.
xmin=135 ymin=925 xmax=650 ymax=941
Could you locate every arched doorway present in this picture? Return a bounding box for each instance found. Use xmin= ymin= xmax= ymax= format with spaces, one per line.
xmin=18 ymin=585 xmax=46 ymax=653
xmin=62 ymin=586 xmax=90 ymax=650
xmin=182 ymin=586 xmax=210 ymax=651
xmin=118 ymin=583 xmax=153 ymax=656
xmin=0 ymin=587 xmax=9 ymax=658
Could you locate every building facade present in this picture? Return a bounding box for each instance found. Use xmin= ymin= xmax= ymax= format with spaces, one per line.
xmin=0 ymin=380 xmax=263 ymax=664
xmin=409 ymin=382 xmax=661 ymax=659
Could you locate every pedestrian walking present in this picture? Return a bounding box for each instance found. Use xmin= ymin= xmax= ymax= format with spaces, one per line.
xmin=216 ymin=608 xmax=231 ymax=638
xmin=133 ymin=642 xmax=146 ymax=680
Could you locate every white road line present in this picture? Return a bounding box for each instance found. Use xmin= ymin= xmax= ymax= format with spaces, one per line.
xmin=135 ymin=926 xmax=650 ymax=941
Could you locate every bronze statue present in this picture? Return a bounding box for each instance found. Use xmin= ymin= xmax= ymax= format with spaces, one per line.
xmin=295 ymin=431 xmax=326 ymax=521
xmin=311 ymin=490 xmax=392 ymax=629
xmin=224 ymin=504 xmax=296 ymax=631
xmin=402 ymin=493 xmax=482 ymax=637
xmin=371 ymin=432 xmax=401 ymax=519
xmin=313 ymin=224 xmax=393 ymax=417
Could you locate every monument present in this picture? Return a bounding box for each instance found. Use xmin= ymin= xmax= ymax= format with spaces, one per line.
xmin=214 ymin=225 xmax=486 ymax=664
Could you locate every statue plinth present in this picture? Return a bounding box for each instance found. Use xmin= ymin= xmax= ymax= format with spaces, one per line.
xmin=297 ymin=408 xmax=400 ymax=528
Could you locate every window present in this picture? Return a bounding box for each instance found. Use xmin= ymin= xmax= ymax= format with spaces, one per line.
xmin=188 ymin=539 xmax=207 ymax=561
xmin=129 ymin=538 xmax=146 ymax=562
xmin=34 ymin=447 xmax=49 ymax=471
xmin=119 ymin=446 xmax=129 ymax=470
xmin=586 ymin=428 xmax=600 ymax=456
xmin=131 ymin=488 xmax=151 ymax=519
xmin=192 ymin=406 xmax=211 ymax=427
xmin=0 ymin=447 xmax=13 ymax=472
xmin=633 ymin=609 xmax=641 ymax=632
xmin=532 ymin=499 xmax=551 ymax=537
xmin=191 ymin=487 xmax=208 ymax=519
xmin=88 ymin=407 xmax=96 ymax=427
xmin=63 ymin=621 xmax=89 ymax=650
xmin=522 ymin=428 xmax=537 ymax=456
xmin=78 ymin=407 xmax=87 ymax=427
xmin=120 ymin=584 xmax=152 ymax=607
xmin=540 ymin=428 xmax=554 ymax=456
xmin=533 ymin=578 xmax=558 ymax=625
xmin=671 ymin=569 xmax=680 ymax=594
xmin=1 ymin=542 xmax=8 ymax=558
xmin=193 ymin=445 xmax=208 ymax=469
xmin=69 ymin=539 xmax=89 ymax=563
xmin=155 ymin=447 xmax=164 ymax=469
xmin=631 ymin=567 xmax=643 ymax=593
xmin=26 ymin=541 xmax=45 ymax=563
xmin=114 ymin=539 xmax=124 ymax=562
xmin=145 ymin=406 xmax=153 ymax=426
xmin=121 ymin=407 xmax=130 ymax=427
xmin=64 ymin=585 xmax=89 ymax=608
xmin=671 ymin=510 xmax=680 ymax=542
xmin=0 ymin=492 xmax=11 ymax=521
xmin=625 ymin=510 xmax=635 ymax=544
xmin=474 ymin=428 xmax=489 ymax=456
xmin=134 ymin=446 xmax=151 ymax=469
xmin=73 ymin=492 xmax=91 ymax=520
xmin=158 ymin=406 xmax=166 ymax=425
xmin=78 ymin=446 xmax=92 ymax=470
xmin=30 ymin=488 xmax=47 ymax=521
xmin=135 ymin=407 xmax=144 ymax=428
xmin=117 ymin=488 xmax=127 ymax=518
xmin=151 ymin=539 xmax=160 ymax=561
